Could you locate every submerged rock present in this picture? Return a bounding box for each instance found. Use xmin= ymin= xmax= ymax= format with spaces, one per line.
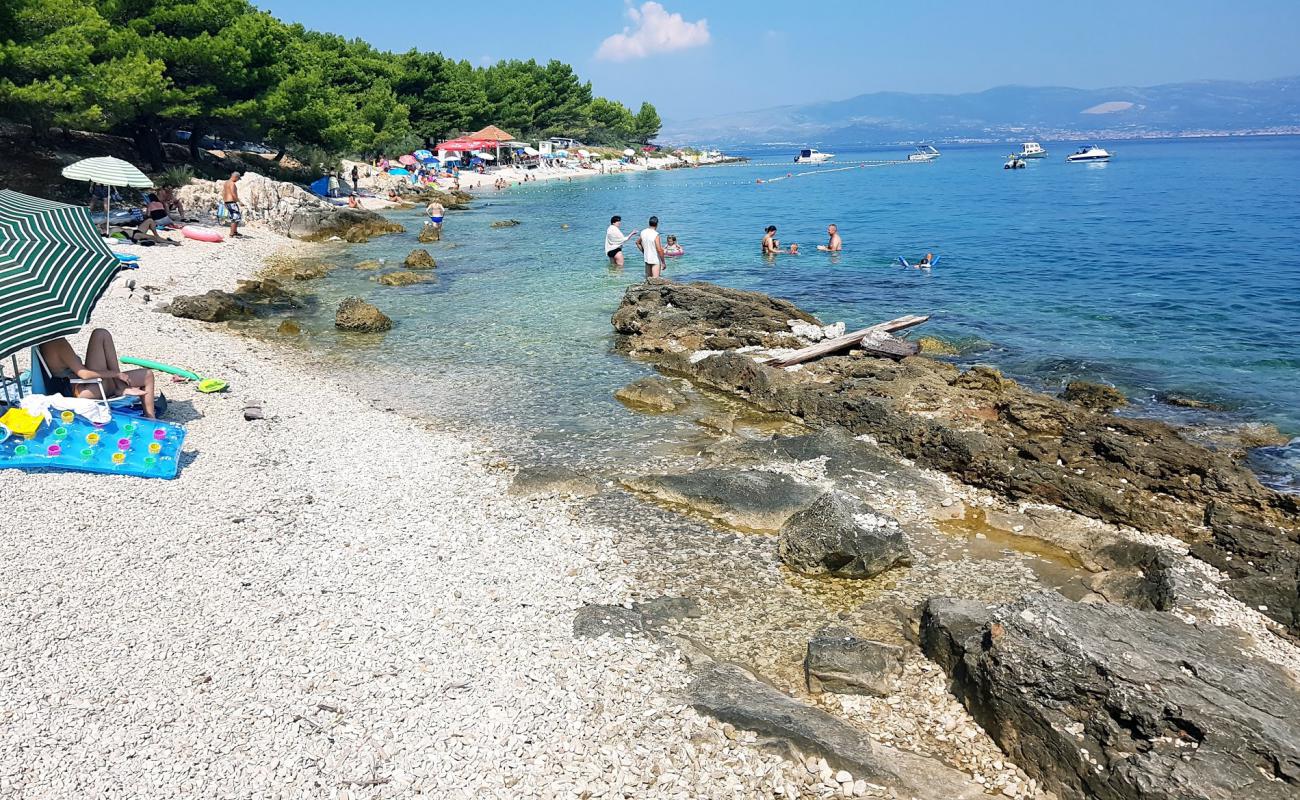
xmin=572 ymin=604 xmax=644 ymax=638
xmin=1062 ymin=379 xmax=1127 ymax=412
xmin=804 ymin=627 xmax=903 ymax=696
xmin=376 ymin=271 xmax=433 ymax=287
xmin=614 ymin=376 xmax=687 ymax=412
xmin=624 ymin=468 xmax=822 ymax=531
xmin=921 ymin=592 xmax=1300 ymax=800
xmin=403 ymin=249 xmax=437 ymax=269
xmin=354 ymin=259 xmax=383 ymax=270
xmin=490 ymin=219 xmax=521 ymax=228
xmin=778 ymin=491 xmax=913 ymax=578
xmin=166 ymin=290 xmax=249 ymax=322
xmin=916 ymin=335 xmax=960 ymax=355
xmin=276 ymin=319 xmax=301 ymax=336
xmin=508 ymin=465 xmax=600 ymax=498
xmin=334 ymin=296 xmax=392 ymax=333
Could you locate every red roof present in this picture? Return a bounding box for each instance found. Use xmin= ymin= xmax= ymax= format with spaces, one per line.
xmin=437 ymin=138 xmax=495 ymax=152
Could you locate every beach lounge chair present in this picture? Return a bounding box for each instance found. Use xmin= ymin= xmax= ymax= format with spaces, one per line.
xmin=31 ymin=345 xmax=141 ymax=416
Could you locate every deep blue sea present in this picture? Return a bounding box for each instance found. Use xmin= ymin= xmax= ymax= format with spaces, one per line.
xmin=296 ymin=136 xmax=1300 ymax=488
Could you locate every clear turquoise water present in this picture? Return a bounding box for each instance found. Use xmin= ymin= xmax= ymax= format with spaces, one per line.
xmin=294 ymin=136 xmax=1300 ymax=486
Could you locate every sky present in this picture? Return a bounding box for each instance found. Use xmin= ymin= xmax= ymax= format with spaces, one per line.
xmin=256 ymin=0 xmax=1300 ymax=122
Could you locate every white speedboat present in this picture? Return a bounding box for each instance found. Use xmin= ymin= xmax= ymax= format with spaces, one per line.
xmin=795 ymin=148 xmax=834 ymax=164
xmin=1066 ymin=145 xmax=1111 ymax=163
xmin=907 ymin=144 xmax=941 ymax=162
xmin=1019 ymin=142 xmax=1048 ymax=159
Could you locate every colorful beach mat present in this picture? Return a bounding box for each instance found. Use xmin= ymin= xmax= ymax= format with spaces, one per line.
xmin=0 ymin=412 xmax=186 ymax=479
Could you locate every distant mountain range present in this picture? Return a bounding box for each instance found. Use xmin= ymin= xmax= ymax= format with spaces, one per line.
xmin=661 ymin=77 xmax=1300 ymax=146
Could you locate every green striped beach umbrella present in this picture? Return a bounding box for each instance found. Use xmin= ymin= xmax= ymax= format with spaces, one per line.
xmin=0 ymin=189 xmax=121 ymax=359
xmin=62 ymin=156 xmax=153 ymax=234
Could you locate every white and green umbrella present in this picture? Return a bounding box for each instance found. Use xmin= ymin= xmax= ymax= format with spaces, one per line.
xmin=0 ymin=189 xmax=121 ymax=360
xmin=61 ymin=156 xmax=153 ymax=234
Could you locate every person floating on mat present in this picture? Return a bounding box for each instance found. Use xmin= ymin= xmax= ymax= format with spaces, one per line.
xmin=38 ymin=330 xmax=157 ymax=419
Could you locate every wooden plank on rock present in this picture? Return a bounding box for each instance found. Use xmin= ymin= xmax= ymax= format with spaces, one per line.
xmin=765 ymin=315 xmax=929 ymax=368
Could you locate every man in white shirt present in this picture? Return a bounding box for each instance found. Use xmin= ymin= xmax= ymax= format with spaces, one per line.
xmin=604 ymin=215 xmax=637 ymax=266
xmin=636 ymin=215 xmax=666 ymax=278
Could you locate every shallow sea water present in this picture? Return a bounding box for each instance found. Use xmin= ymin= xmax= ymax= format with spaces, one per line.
xmin=288 ymin=136 xmax=1300 ymax=486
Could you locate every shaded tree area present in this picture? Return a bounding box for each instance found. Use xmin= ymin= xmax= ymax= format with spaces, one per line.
xmin=0 ymin=0 xmax=662 ymax=169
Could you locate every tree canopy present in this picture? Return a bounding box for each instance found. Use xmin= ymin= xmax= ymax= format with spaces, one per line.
xmin=0 ymin=0 xmax=662 ymax=168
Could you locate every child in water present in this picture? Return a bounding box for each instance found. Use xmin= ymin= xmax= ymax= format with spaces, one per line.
xmin=787 ymin=243 xmax=800 ymax=255
xmin=663 ymin=234 xmax=684 ymax=257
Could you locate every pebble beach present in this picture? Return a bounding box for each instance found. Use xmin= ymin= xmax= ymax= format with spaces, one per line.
xmin=0 ymin=233 xmax=815 ymax=799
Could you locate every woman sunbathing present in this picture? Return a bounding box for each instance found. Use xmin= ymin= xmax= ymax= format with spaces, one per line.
xmin=38 ymin=330 xmax=157 ymax=418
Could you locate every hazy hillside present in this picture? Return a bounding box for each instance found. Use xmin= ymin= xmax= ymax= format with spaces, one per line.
xmin=662 ymin=77 xmax=1300 ymax=145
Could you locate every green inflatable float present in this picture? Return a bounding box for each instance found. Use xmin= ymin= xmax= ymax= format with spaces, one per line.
xmin=120 ymin=356 xmax=228 ymax=393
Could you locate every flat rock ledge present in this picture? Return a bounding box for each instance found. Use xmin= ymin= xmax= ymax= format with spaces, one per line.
xmin=611 ymin=279 xmax=1300 ymax=635
xmin=688 ymin=662 xmax=983 ymax=799
xmin=921 ymin=592 xmax=1300 ymax=800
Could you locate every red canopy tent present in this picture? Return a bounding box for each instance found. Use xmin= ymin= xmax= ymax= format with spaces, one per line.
xmin=436 ymin=138 xmax=494 ymax=153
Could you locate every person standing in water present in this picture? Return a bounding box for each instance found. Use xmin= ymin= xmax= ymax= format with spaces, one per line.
xmin=817 ymin=223 xmax=842 ymax=252
xmin=762 ymin=225 xmax=781 ymax=255
xmin=221 ymin=172 xmax=242 ymax=238
xmin=426 ymin=199 xmax=445 ymax=229
xmin=604 ymin=215 xmax=637 ymax=267
xmin=636 ymin=216 xmax=665 ymax=278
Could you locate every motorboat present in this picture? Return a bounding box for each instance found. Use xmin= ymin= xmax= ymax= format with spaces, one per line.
xmin=1018 ymin=142 xmax=1048 ymax=159
xmin=907 ymin=144 xmax=941 ymax=162
xmin=795 ymin=148 xmax=834 ymax=164
xmin=1066 ymin=145 xmax=1111 ymax=163
xmin=1003 ymin=155 xmax=1026 ymax=169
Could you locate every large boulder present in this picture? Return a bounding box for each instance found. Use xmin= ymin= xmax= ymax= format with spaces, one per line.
xmin=403 ymin=249 xmax=436 ymax=269
xmin=174 ymin=171 xmax=403 ymax=241
xmin=804 ymin=627 xmax=903 ymax=696
xmin=921 ymin=592 xmax=1300 ymax=800
xmin=166 ymin=290 xmax=249 ymax=322
xmin=623 ymin=468 xmax=823 ymax=531
xmin=613 ymin=279 xmax=819 ymax=355
xmin=334 ymin=296 xmax=392 ymax=333
xmin=778 ymin=491 xmax=913 ymax=578
xmin=614 ymin=376 xmax=687 ymax=412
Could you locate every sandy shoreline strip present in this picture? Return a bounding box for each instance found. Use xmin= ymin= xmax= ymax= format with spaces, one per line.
xmin=0 ymin=231 xmax=811 ymax=798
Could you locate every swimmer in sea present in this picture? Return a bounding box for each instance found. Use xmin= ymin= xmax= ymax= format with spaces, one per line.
xmin=788 ymin=243 xmax=799 ymax=255
xmin=915 ymin=252 xmax=934 ymax=268
xmin=817 ymin=223 xmax=842 ymax=252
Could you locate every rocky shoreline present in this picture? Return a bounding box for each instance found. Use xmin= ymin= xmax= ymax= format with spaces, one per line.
xmin=612 ymin=279 xmax=1300 ymax=637
xmin=594 ymin=278 xmax=1300 ymax=800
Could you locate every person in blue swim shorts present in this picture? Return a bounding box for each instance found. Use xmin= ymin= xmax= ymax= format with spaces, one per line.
xmin=426 ymin=199 xmax=444 ymax=228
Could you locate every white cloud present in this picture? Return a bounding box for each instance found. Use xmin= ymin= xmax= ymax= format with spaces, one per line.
xmin=595 ymin=2 xmax=710 ymax=62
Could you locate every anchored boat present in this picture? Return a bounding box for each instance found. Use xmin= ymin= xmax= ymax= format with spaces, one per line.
xmin=794 ymin=148 xmax=834 ymax=164
xmin=1019 ymin=142 xmax=1048 ymax=159
xmin=1066 ymin=145 xmax=1112 ymax=163
xmin=907 ymin=144 xmax=941 ymax=162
